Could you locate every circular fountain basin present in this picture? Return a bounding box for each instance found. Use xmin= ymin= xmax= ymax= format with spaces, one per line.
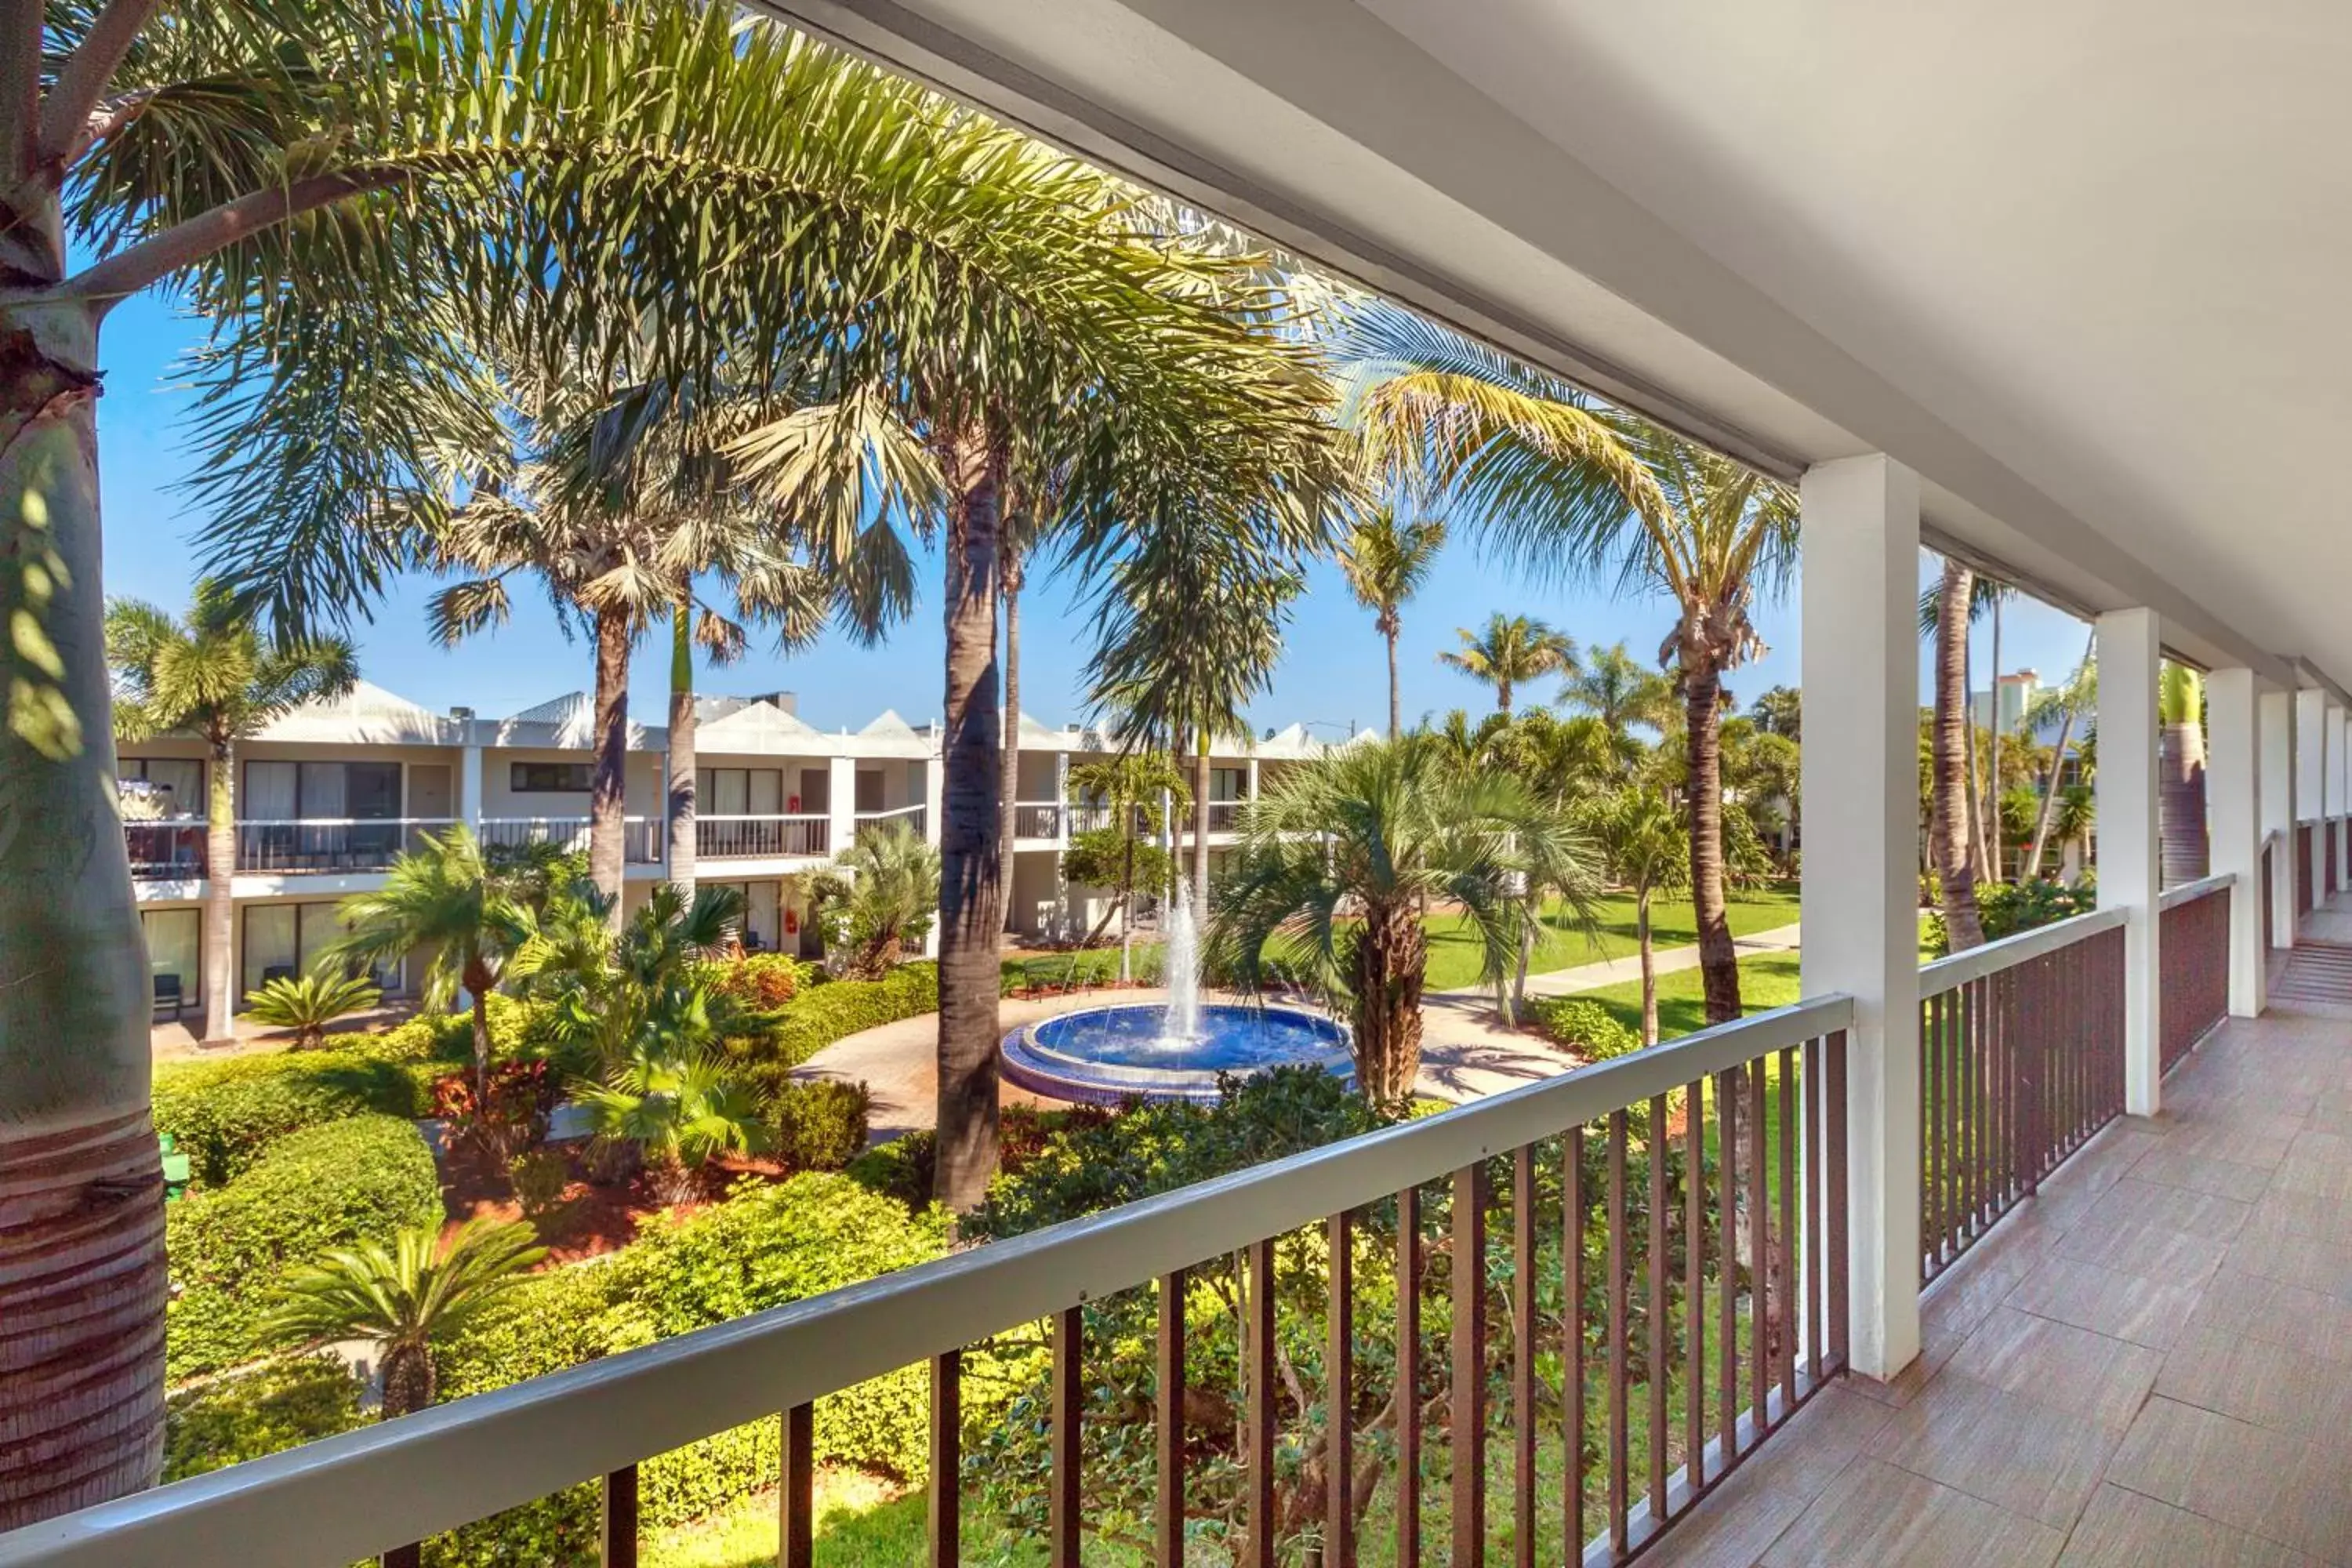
xmin=1000 ymin=1004 xmax=1353 ymax=1105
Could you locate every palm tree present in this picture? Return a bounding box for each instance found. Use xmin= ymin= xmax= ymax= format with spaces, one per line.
xmin=323 ymin=827 xmax=542 ymax=1101
xmin=1065 ymin=751 xmax=1193 ymax=979
xmin=259 ymin=1220 xmax=546 ymax=1419
xmin=105 ymin=585 xmax=357 ymax=1044
xmin=511 ymin=881 xmax=743 ymax=1076
xmin=22 ymin=0 xmax=1283 ymax=1513
xmin=1439 ymin=612 xmax=1579 ymax=714
xmin=1207 ymin=735 xmax=1600 ymax=1104
xmin=1926 ymin=559 xmax=1987 ymax=948
xmin=577 ymin=1051 xmax=766 ymax=1206
xmin=1341 ymin=306 xmax=1795 ymax=1026
xmin=1584 ymin=789 xmax=1690 ymax=1047
xmin=1338 ymin=506 xmax=1448 ymax=736
xmin=811 ymin=821 xmax=943 ymax=978
xmin=2159 ymin=661 xmax=2209 ymax=885
xmin=1748 ymin=684 xmax=1802 ymax=742
xmin=2022 ymin=640 xmax=2096 ymax=881
xmin=1562 ymin=641 xmax=1679 ymax=754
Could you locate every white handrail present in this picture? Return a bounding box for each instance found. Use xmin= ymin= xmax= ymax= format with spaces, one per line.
xmin=231 ymin=817 xmax=456 ymax=829
xmin=1918 ymin=905 xmax=2128 ymax=997
xmin=2158 ymin=871 xmax=2236 ymax=912
xmin=2 ymin=994 xmax=1854 ymax=1568
xmin=695 ymin=812 xmax=830 ymax=823
xmin=857 ymin=803 xmax=927 ymax=818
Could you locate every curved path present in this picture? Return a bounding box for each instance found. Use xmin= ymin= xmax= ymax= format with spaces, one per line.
xmin=795 ymin=984 xmax=1581 ymax=1144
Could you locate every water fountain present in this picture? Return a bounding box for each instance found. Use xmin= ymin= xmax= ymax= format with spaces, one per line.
xmin=998 ymin=881 xmax=1353 ymax=1105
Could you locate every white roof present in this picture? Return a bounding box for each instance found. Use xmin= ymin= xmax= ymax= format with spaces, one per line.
xmin=252 ymin=681 xmax=458 ymax=746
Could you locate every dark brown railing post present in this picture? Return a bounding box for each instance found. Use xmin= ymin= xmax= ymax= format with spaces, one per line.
xmin=780 ymin=1403 xmax=814 ymax=1568
xmin=1329 ymin=1210 xmax=1356 ymax=1568
xmin=1051 ymin=1306 xmax=1082 ymax=1568
xmin=1452 ymin=1163 xmax=1487 ymax=1568
xmin=928 ymin=1351 xmax=960 ymax=1568
xmin=601 ymin=1464 xmax=637 ymax=1568
xmin=1511 ymin=1151 xmax=1536 ymax=1568
xmin=1396 ymin=1188 xmax=1421 ymax=1568
xmin=1247 ymin=1238 xmax=1277 ymax=1568
xmin=1156 ymin=1269 xmax=1187 ymax=1568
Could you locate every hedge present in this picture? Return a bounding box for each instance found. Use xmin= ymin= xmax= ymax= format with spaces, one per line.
xmin=163 ymin=1354 xmax=367 ymax=1482
xmin=1530 ymin=996 xmax=1644 ymax=1064
xmin=154 ymin=1051 xmax=437 ymax=1188
xmin=166 ymin=1115 xmax=444 ymax=1381
xmin=423 ymin=1174 xmax=949 ymax=1565
xmin=345 ymin=992 xmax=549 ymax=1068
xmin=724 ymin=961 xmax=938 ymax=1098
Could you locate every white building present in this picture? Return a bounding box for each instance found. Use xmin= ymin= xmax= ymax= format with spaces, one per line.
xmin=124 ymin=684 xmax=1356 ymax=1018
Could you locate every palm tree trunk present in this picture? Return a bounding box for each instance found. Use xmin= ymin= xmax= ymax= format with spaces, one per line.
xmin=1118 ymin=824 xmax=1136 ymax=984
xmin=1348 ymin=902 xmax=1425 ymax=1105
xmin=379 ymin=1344 xmax=435 ymax=1420
xmin=1933 ymin=561 xmax=1985 ymax=948
xmin=666 ymin=596 xmax=696 ymax=896
xmin=465 ymin=960 xmax=494 ymax=1105
xmin=1385 ymin=624 xmax=1401 ymax=739
xmin=1637 ymin=884 xmax=1658 ymax=1047
xmin=2024 ymin=631 xmax=2094 ymax=883
xmin=589 ymin=604 xmax=630 ymax=926
xmin=1682 ymin=666 xmax=1742 ymax=1025
xmin=0 ymin=290 xmax=168 ymax=1528
xmin=999 ymin=548 xmax=1022 ymax=935
xmin=934 ymin=425 xmax=1005 ymax=1212
xmin=201 ymin=739 xmax=238 ymax=1045
xmin=1497 ymin=677 xmax=1512 ymax=716
xmin=1192 ymin=728 xmax=1211 ymax=923
xmin=1963 ymin=648 xmax=1991 ymax=885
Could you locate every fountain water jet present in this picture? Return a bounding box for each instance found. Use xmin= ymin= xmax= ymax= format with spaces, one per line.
xmin=1160 ymin=880 xmax=1203 ymax=1044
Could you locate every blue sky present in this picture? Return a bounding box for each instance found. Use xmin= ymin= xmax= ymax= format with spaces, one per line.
xmin=96 ymin=289 xmax=2096 ymax=735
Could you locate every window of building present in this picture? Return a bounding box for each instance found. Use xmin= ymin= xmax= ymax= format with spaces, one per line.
xmin=510 ymin=760 xmax=595 ymax=793
xmin=241 ymin=902 xmax=405 ymax=1000
xmin=142 ymin=909 xmax=200 ymax=1012
xmin=119 ymin=757 xmax=204 ymax=817
xmin=1211 ymin=766 xmax=1249 ymax=802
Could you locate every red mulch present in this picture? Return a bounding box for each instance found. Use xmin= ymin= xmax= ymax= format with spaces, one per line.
xmin=435 ymin=1141 xmax=794 ymax=1266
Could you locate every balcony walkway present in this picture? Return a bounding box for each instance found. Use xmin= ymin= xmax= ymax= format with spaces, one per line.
xmin=1648 ymin=924 xmax=2352 ymax=1565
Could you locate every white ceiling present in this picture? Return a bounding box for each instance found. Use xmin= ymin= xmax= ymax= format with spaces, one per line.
xmin=791 ymin=0 xmax=2350 ymax=689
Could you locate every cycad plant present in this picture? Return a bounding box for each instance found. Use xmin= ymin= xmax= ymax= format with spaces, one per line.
xmin=577 ymin=1051 xmax=767 ymax=1206
xmin=1341 ymin=304 xmax=1796 ymax=1028
xmin=1338 ymin=505 xmax=1448 ymax=736
xmin=811 ymin=820 xmax=942 ymax=978
xmin=105 ymin=584 xmax=356 ymax=1043
xmin=240 ymin=971 xmax=383 ymax=1050
xmin=1438 ymin=612 xmax=1579 ymax=715
xmin=1207 ymin=735 xmax=1601 ymax=1105
xmin=259 ymin=1220 xmax=546 ymax=1418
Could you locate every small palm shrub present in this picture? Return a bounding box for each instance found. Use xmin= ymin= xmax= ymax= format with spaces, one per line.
xmin=579 ymin=1051 xmax=765 ymax=1204
xmin=810 ymin=821 xmax=941 ymax=978
xmin=771 ymin=1078 xmax=873 ymax=1171
xmin=241 ymin=971 xmax=383 ymax=1047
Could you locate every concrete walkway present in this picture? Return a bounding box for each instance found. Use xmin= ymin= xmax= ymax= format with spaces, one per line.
xmin=795 ymin=982 xmax=1591 ymax=1142
xmin=1426 ymin=921 xmax=1803 ymax=1004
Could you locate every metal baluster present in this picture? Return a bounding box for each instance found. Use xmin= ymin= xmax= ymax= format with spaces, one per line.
xmin=1330 ymin=1210 xmax=1356 ymax=1568
xmin=1051 ymin=1306 xmax=1083 ymax=1568
xmin=602 ymin=1464 xmax=639 ymax=1568
xmin=1397 ymin=1188 xmax=1421 ymax=1568
xmin=1777 ymin=1047 xmax=1797 ymax=1413
xmin=780 ymin=1403 xmax=814 ymax=1568
xmin=1249 ymin=1237 xmax=1277 ymax=1568
xmin=1511 ymin=1151 xmax=1535 ymax=1568
xmin=1827 ymin=1032 xmax=1850 ymax=1372
xmin=1748 ymin=1055 xmax=1769 ymax=1428
xmin=1453 ymin=1164 xmax=1487 ymax=1568
xmin=1715 ymin=1069 xmax=1737 ymax=1458
xmin=1803 ymin=1040 xmax=1823 ymax=1390
xmin=1157 ymin=1269 xmax=1187 ymax=1568
xmin=1563 ymin=1131 xmax=1584 ymax=1559
xmin=1606 ymin=1112 xmax=1630 ymax=1556
xmin=1686 ymin=1077 xmax=1707 ymax=1489
xmin=1647 ymin=1094 xmax=1669 ymax=1516
xmin=930 ymin=1351 xmax=960 ymax=1568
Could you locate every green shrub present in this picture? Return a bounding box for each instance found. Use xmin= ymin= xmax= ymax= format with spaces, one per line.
xmin=428 ymin=1175 xmax=948 ymax=1565
xmin=700 ymin=953 xmax=807 ymax=1010
xmin=350 ymin=993 xmax=548 ymax=1068
xmin=154 ymin=1051 xmax=436 ymax=1187
xmin=162 ymin=1354 xmax=367 ymax=1482
xmin=509 ymin=1149 xmax=572 ymax=1221
xmin=1531 ymin=996 xmax=1644 ymax=1063
xmin=166 ymin=1116 xmax=444 ymax=1381
xmin=722 ymin=962 xmax=938 ymax=1098
xmin=771 ymin=1078 xmax=873 ymax=1171
xmin=1923 ymin=877 xmax=2096 ymax=956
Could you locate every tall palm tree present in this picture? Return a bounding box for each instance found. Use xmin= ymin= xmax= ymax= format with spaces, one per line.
xmin=2022 ymin=639 xmax=2096 ymax=881
xmin=105 ymin=585 xmax=357 ymax=1044
xmin=1338 ymin=505 xmax=1448 ymax=736
xmin=1065 ymin=750 xmax=1192 ymax=978
xmin=1583 ymin=789 xmax=1690 ymax=1047
xmin=1928 ymin=560 xmax=1987 ymax=949
xmin=1438 ymin=612 xmax=1579 ymax=714
xmin=1341 ymin=306 xmax=1795 ymax=1026
xmin=2159 ymin=661 xmax=2209 ymax=885
xmin=13 ymin=0 xmax=1211 ymax=1515
xmin=1207 ymin=735 xmax=1601 ymax=1104
xmin=323 ymin=827 xmax=544 ymax=1101
xmin=1562 ymin=641 xmax=1679 ymax=752
xmin=810 ymin=820 xmax=943 ymax=978
xmin=259 ymin=1220 xmax=546 ymax=1419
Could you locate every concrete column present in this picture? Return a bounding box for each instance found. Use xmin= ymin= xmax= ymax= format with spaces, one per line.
xmin=1053 ymin=751 xmax=1072 ymax=847
xmin=1247 ymin=757 xmax=1261 ymax=800
xmin=1797 ymin=454 xmax=1921 ymax=1382
xmin=826 ymin=755 xmax=856 ymax=858
xmin=2207 ymin=670 xmax=2265 ymax=1018
xmin=458 ymin=744 xmax=484 ymax=829
xmin=2334 ymin=707 xmax=2350 ymax=886
xmin=2263 ymin=689 xmax=2297 ymax=947
xmin=2299 ymin=689 xmax=2327 ymax=897
xmin=2096 ymin=608 xmax=2162 ymax=1117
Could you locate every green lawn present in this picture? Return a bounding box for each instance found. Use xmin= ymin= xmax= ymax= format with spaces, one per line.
xmin=1420 ymin=884 xmax=1803 ymax=993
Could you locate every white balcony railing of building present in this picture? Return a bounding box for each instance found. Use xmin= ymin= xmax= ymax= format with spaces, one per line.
xmin=478 ymin=816 xmax=664 ymax=865
xmin=1205 ymin=800 xmax=1244 ymax=833
xmin=855 ymin=803 xmax=927 ymax=842
xmin=1 ymin=996 xmax=1857 ymax=1568
xmin=233 ymin=818 xmax=457 ymax=874
xmin=697 ymin=814 xmax=829 ymax=859
xmin=123 ymin=821 xmax=205 ymax=879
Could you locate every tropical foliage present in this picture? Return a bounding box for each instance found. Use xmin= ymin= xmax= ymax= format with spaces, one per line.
xmin=240 ymin=971 xmax=383 ymax=1049
xmin=1207 ymin=735 xmax=1602 ymax=1101
xmin=1581 ymin=789 xmax=1689 ymax=1045
xmin=1338 ymin=505 xmax=1447 ymax=736
xmin=810 ymin=821 xmax=941 ymax=979
xmin=1437 ymin=611 xmax=1578 ymax=713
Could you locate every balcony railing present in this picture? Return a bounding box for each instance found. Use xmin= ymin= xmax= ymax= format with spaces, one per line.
xmin=1011 ymin=801 xmax=1061 ymax=839
xmin=697 ymin=814 xmax=829 ymax=859
xmin=2158 ymin=873 xmax=2233 ymax=1075
xmin=478 ymin=817 xmax=663 ymax=864
xmin=19 ymin=996 xmax=1856 ymax=1568
xmin=1915 ymin=906 xmax=2127 ymax=1284
xmin=123 ymin=822 xmax=205 ymax=880
xmin=233 ymin=818 xmax=456 ymax=874
xmin=855 ymin=804 xmax=927 ymax=841
xmin=2303 ymin=822 xmax=2322 ymax=910
xmin=1205 ymin=800 xmax=1244 ymax=833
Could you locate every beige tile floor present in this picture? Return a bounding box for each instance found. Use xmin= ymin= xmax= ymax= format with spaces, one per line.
xmin=1646 ymin=989 xmax=2352 ymax=1567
